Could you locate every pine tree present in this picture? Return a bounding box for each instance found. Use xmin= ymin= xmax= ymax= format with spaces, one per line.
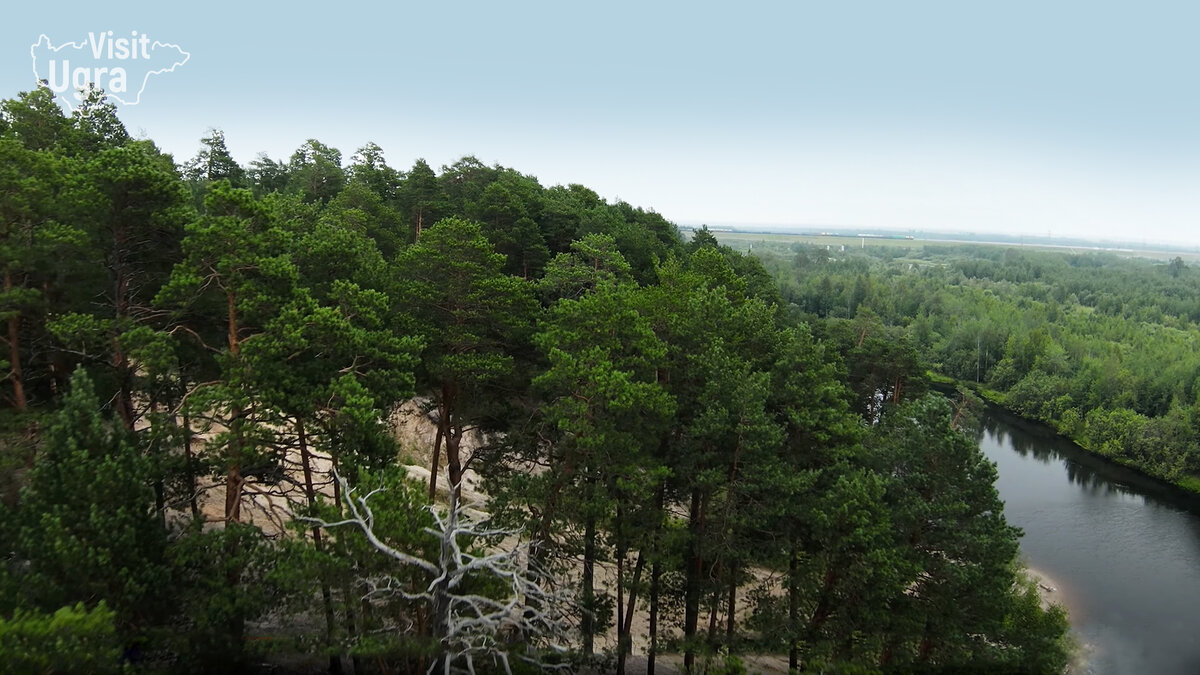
xmin=9 ymin=368 xmax=169 ymax=631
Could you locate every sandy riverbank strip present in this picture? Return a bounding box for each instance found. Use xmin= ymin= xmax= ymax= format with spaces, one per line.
xmin=1024 ymin=565 xmax=1073 ymax=613
xmin=1023 ymin=566 xmax=1092 ymax=673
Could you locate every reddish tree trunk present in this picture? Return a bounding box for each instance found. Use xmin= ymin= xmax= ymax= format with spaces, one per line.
xmin=110 ymin=233 xmax=135 ymax=430
xmin=726 ymin=563 xmax=737 ymax=639
xmin=224 ymin=465 xmax=243 ymax=523
xmin=182 ymin=409 xmax=200 ymax=520
xmin=789 ymin=541 xmax=800 ymax=672
xmin=224 ymin=290 xmax=244 ymax=523
xmin=616 ymin=534 xmax=626 ymax=675
xmin=648 ymin=560 xmax=661 ymax=675
xmin=227 ymin=290 xmax=239 ymax=355
xmin=5 ymin=270 xmax=26 ymax=411
xmin=112 ymin=337 xmax=135 ymax=430
xmin=428 ymin=407 xmax=444 ymax=501
xmin=621 ymin=550 xmax=645 ymax=638
xmin=445 ymin=425 xmax=465 ymax=495
xmin=581 ymin=513 xmax=597 ymax=655
xmin=683 ymin=488 xmax=705 ymax=672
xmin=806 ymin=567 xmax=839 ymax=638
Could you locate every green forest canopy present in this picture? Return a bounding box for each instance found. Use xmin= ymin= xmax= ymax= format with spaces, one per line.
xmin=0 ymin=86 xmax=1069 ymax=674
xmin=743 ymin=234 xmax=1200 ymax=492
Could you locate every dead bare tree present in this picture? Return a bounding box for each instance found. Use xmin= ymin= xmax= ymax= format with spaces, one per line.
xmin=299 ymin=471 xmax=575 ymax=675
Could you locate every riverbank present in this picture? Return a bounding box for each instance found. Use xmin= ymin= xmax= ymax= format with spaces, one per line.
xmin=1024 ymin=566 xmax=1071 ymax=614
xmin=931 ymin=375 xmax=1200 ymax=496
xmin=1023 ymin=566 xmax=1092 ymax=675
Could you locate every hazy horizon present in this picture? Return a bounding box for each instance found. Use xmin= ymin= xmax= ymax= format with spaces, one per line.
xmin=4 ymin=1 xmax=1198 ymax=246
xmin=679 ymin=222 xmax=1200 ymax=250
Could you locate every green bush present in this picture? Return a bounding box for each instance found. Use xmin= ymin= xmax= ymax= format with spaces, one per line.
xmin=0 ymin=602 xmax=123 ymax=674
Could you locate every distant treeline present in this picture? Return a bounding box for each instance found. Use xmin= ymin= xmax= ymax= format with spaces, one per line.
xmin=753 ymin=238 xmax=1200 ymax=492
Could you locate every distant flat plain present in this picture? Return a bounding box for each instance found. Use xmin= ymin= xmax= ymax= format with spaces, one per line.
xmin=699 ymin=229 xmax=1200 ymax=262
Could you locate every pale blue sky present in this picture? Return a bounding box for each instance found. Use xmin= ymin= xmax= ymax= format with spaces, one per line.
xmin=3 ymin=1 xmax=1199 ymax=245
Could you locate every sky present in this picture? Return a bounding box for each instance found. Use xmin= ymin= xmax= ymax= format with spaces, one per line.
xmin=3 ymin=1 xmax=1199 ymax=246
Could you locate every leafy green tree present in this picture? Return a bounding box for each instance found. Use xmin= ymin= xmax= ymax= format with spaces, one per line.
xmin=292 ymin=202 xmax=391 ymax=301
xmin=632 ymin=251 xmax=781 ymax=670
xmin=321 ymin=180 xmax=407 ymax=262
xmin=764 ymin=327 xmax=864 ymax=669
xmin=156 ymin=181 xmax=298 ymax=523
xmin=247 ymin=152 xmax=289 ymax=196
xmin=0 ymin=89 xmax=92 ymax=410
xmin=820 ymin=311 xmax=927 ymax=421
xmin=395 ymin=217 xmax=536 ymax=500
xmin=0 ymin=86 xmax=74 ymax=153
xmin=70 ymin=88 xmax=130 ymax=153
xmin=991 ymin=575 xmax=1072 ymax=673
xmin=687 ymin=227 xmax=780 ymax=305
xmin=288 ymin=139 xmax=345 ymax=204
xmin=0 ymin=138 xmax=61 ymax=411
xmin=1168 ymin=255 xmax=1186 ymax=278
xmin=7 ymin=369 xmax=169 ymax=632
xmin=437 ymin=156 xmax=498 ymax=216
xmin=167 ymin=522 xmax=300 ymax=672
xmin=606 ymin=202 xmax=682 ymax=283
xmin=397 ymin=158 xmax=442 ymax=241
xmin=539 ymin=183 xmax=600 ymax=253
xmin=347 ymin=142 xmax=401 ymax=203
xmin=477 ymin=176 xmax=550 ymax=279
xmin=0 ymin=603 xmax=123 ymax=674
xmin=183 ymin=128 xmax=245 ymax=186
xmin=241 ymin=280 xmax=422 ymax=475
xmin=527 ymin=281 xmax=673 ymax=655
xmin=868 ymin=395 xmax=1029 ymax=668
xmin=673 ymin=343 xmax=781 ymax=666
xmin=60 ymin=140 xmax=191 ymax=429
xmin=770 ymin=468 xmax=903 ymax=668
xmin=536 ymin=233 xmax=633 ymax=303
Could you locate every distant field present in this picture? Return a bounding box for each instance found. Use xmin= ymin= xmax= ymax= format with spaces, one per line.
xmin=701 ymin=230 xmax=1200 ymax=262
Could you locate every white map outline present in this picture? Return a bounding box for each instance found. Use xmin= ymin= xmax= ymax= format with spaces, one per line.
xmin=30 ymin=33 xmax=190 ymax=109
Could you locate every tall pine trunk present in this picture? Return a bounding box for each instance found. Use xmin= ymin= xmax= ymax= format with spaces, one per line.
xmin=5 ymin=269 xmax=26 ymax=411
xmin=109 ymin=228 xmax=136 ymax=431
xmin=616 ymin=506 xmax=627 ymax=675
xmin=182 ymin=409 xmax=200 ymax=520
xmin=648 ymin=560 xmax=661 ymax=675
xmin=445 ymin=425 xmax=465 ymax=496
xmin=581 ymin=513 xmax=597 ymax=656
xmin=428 ymin=404 xmax=444 ymax=501
xmin=224 ymin=290 xmax=244 ymax=523
xmin=726 ymin=563 xmax=737 ymax=640
xmin=684 ymin=488 xmax=705 ymax=671
xmin=111 ymin=336 xmax=135 ymax=430
xmin=621 ymin=550 xmax=645 ymax=646
xmin=789 ymin=540 xmax=800 ymax=672
xmin=706 ymin=567 xmax=721 ymax=642
xmin=298 ymin=421 xmax=343 ymax=675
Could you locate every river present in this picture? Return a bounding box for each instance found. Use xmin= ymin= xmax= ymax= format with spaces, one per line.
xmin=978 ymin=406 xmax=1200 ymax=674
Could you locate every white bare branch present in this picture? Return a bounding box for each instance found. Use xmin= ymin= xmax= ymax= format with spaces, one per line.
xmin=295 ymin=470 xmax=576 ymax=674
xmin=296 ymin=471 xmax=440 ymax=576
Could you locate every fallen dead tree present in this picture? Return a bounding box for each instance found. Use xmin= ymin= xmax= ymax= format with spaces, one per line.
xmin=299 ymin=470 xmax=576 ymax=675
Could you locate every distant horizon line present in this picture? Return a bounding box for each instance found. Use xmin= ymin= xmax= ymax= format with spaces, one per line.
xmin=678 ymin=222 xmax=1200 ymax=253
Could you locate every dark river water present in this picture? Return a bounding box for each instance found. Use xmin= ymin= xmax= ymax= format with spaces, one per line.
xmin=978 ymin=406 xmax=1200 ymax=674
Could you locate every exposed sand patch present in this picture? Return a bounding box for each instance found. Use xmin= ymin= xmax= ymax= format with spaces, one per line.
xmin=1024 ymin=565 xmax=1072 ymax=612
xmin=1023 ymin=566 xmax=1091 ymax=673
